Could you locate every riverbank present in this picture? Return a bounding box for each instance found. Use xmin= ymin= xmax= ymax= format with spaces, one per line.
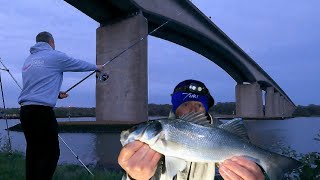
xmin=0 ymin=152 xmax=123 ymax=180
xmin=8 ymin=121 xmax=135 ymax=133
xmin=3 ymin=103 xmax=320 ymax=119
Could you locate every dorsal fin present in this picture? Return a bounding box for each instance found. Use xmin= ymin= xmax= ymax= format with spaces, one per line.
xmin=218 ymin=118 xmax=249 ymax=141
xmin=179 ymin=112 xmax=211 ymax=126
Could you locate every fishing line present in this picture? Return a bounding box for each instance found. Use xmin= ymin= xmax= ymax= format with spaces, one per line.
xmin=0 ymin=59 xmax=94 ymax=176
xmin=64 ymin=10 xmax=183 ymax=93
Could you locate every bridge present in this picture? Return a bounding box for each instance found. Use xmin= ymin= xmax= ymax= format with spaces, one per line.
xmin=65 ymin=0 xmax=295 ymax=120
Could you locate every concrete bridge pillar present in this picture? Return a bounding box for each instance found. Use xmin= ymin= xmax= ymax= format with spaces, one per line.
xmin=236 ymin=83 xmax=263 ymax=118
xmin=288 ymin=103 xmax=296 ymax=117
xmin=283 ymin=100 xmax=288 ymax=117
xmin=280 ymin=96 xmax=285 ymax=117
xmin=265 ymin=87 xmax=274 ymax=117
xmin=96 ymin=13 xmax=148 ymax=124
xmin=273 ymin=92 xmax=281 ymax=117
xmin=285 ymin=100 xmax=293 ymax=117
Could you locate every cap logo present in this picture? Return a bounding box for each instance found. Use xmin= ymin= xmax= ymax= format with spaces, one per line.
xmin=182 ymin=93 xmax=199 ymax=100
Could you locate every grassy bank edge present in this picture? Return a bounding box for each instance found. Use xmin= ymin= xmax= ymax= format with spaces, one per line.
xmin=0 ymin=151 xmax=123 ymax=180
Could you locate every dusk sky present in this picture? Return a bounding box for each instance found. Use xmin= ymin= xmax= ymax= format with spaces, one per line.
xmin=0 ymin=0 xmax=319 ymax=108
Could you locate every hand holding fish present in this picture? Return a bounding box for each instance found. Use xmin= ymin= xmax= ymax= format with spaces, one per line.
xmin=219 ymin=156 xmax=265 ymax=180
xmin=119 ymin=113 xmax=302 ymax=180
xmin=118 ymin=141 xmax=162 ymax=180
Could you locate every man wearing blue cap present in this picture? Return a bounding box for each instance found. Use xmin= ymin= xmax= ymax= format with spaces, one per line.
xmin=118 ymin=79 xmax=264 ymax=180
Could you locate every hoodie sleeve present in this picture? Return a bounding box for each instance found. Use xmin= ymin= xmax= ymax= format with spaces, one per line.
xmin=56 ymin=52 xmax=97 ymax=72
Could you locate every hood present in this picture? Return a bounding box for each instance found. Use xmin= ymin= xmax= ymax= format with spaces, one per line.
xmin=30 ymin=42 xmax=53 ymax=54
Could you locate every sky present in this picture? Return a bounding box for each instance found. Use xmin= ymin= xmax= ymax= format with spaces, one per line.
xmin=0 ymin=0 xmax=319 ymax=108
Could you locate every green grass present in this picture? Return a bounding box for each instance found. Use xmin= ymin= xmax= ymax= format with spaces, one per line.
xmin=0 ymin=152 xmax=26 ymax=180
xmin=0 ymin=152 xmax=123 ymax=180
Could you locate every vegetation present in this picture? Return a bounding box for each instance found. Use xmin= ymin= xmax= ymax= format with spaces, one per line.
xmin=1 ymin=103 xmax=320 ymax=118
xmin=0 ymin=134 xmax=123 ymax=180
xmin=281 ymin=131 xmax=320 ymax=179
xmin=209 ymin=102 xmax=236 ymax=115
xmin=293 ymin=104 xmax=320 ymax=117
xmin=54 ymin=107 xmax=95 ymax=118
xmin=0 ymin=152 xmax=123 ymax=180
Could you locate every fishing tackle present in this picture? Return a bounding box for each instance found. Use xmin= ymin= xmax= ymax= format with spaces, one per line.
xmin=96 ymin=73 xmax=110 ymax=82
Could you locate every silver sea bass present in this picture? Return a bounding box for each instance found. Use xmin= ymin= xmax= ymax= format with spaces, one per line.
xmin=120 ymin=113 xmax=301 ymax=180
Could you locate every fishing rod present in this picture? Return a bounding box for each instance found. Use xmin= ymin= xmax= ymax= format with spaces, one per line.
xmin=0 ymin=59 xmax=94 ymax=176
xmin=64 ymin=10 xmax=183 ymax=93
xmin=0 ymin=71 xmax=12 ymax=153
xmin=0 ymin=58 xmax=22 ymax=90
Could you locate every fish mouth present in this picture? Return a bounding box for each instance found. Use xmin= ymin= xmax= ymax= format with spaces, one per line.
xmin=120 ymin=130 xmax=130 ymax=146
xmin=120 ymin=121 xmax=164 ymax=146
xmin=120 ymin=121 xmax=151 ymax=145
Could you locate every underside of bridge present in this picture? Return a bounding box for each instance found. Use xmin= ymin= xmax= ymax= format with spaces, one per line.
xmin=64 ymin=0 xmax=295 ymax=119
xmin=63 ymin=0 xmax=297 ymax=170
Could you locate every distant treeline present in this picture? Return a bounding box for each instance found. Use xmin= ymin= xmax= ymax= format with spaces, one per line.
xmin=292 ymin=104 xmax=320 ymax=117
xmin=1 ymin=103 xmax=320 ymax=118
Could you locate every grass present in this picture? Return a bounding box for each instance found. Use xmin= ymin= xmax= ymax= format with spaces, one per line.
xmin=0 ymin=152 xmax=124 ymax=180
xmin=0 ymin=152 xmax=26 ymax=180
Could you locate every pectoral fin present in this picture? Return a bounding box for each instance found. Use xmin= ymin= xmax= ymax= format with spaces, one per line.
xmin=164 ymin=156 xmax=187 ymax=179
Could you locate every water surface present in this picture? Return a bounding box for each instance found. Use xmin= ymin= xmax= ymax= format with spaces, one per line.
xmin=1 ymin=117 xmax=319 ymax=166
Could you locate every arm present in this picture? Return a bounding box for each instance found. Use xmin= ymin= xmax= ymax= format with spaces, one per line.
xmin=56 ymin=52 xmax=98 ymax=72
xmin=219 ymin=156 xmax=265 ymax=180
xmin=118 ymin=141 xmax=162 ymax=180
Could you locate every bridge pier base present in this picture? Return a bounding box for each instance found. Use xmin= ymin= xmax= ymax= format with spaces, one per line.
xmin=236 ymin=83 xmax=264 ymax=118
xmin=96 ymin=13 xmax=148 ymax=124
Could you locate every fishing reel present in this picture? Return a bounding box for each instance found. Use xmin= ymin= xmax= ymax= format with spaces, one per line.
xmin=96 ymin=72 xmax=110 ymax=82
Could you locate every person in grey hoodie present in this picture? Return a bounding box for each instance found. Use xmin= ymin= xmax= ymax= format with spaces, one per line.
xmin=18 ymin=31 xmax=103 ymax=180
xmin=118 ymin=79 xmax=265 ymax=180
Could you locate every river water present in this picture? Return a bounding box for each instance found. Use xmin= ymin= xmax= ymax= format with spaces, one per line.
xmin=0 ymin=117 xmax=319 ymax=168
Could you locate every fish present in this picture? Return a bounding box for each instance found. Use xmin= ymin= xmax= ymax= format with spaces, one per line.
xmin=120 ymin=113 xmax=302 ymax=180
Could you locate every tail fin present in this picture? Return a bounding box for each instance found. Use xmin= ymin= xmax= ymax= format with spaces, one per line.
xmin=262 ymin=154 xmax=302 ymax=180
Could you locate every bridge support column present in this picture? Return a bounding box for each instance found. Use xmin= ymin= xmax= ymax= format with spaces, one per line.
xmin=265 ymin=87 xmax=274 ymax=117
xmin=273 ymin=92 xmax=281 ymax=117
xmin=236 ymin=83 xmax=263 ymax=118
xmin=280 ymin=96 xmax=285 ymax=118
xmin=96 ymin=13 xmax=148 ymax=124
xmin=284 ymin=100 xmax=291 ymax=117
xmin=288 ymin=103 xmax=296 ymax=117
